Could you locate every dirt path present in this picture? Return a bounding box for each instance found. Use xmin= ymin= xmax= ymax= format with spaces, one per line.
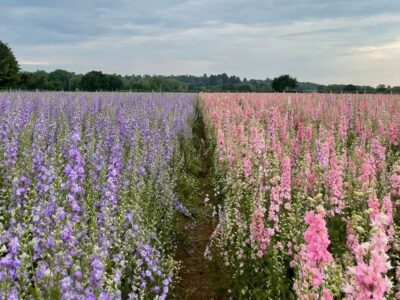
xmin=173 ymin=103 xmax=229 ymax=299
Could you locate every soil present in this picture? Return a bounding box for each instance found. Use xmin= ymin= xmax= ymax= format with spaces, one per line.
xmin=173 ymin=103 xmax=230 ymax=300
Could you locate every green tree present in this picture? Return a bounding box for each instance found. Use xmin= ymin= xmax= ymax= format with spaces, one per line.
xmin=392 ymin=86 xmax=400 ymax=94
xmin=271 ymin=74 xmax=297 ymax=92
xmin=0 ymin=41 xmax=20 ymax=89
xmin=79 ymin=71 xmax=106 ymax=91
xmin=68 ymin=74 xmax=82 ymax=91
xmin=18 ymin=72 xmax=33 ymax=90
xmin=48 ymin=80 xmax=63 ymax=91
xmin=162 ymin=78 xmax=183 ymax=92
xmin=105 ymin=74 xmax=123 ymax=91
xmin=48 ymin=69 xmax=74 ymax=90
xmin=343 ymin=84 xmax=357 ymax=93
xmin=29 ymin=71 xmax=49 ymax=90
xmin=376 ymin=84 xmax=387 ymax=93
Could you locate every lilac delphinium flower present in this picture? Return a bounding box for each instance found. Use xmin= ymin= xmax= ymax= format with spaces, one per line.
xmin=173 ymin=198 xmax=192 ymax=217
xmin=63 ymin=128 xmax=85 ymax=221
xmin=0 ymin=236 xmax=21 ymax=296
xmin=90 ymin=256 xmax=104 ymax=290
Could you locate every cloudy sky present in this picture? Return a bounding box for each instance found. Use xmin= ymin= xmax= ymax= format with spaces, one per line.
xmin=1 ymin=0 xmax=400 ymax=86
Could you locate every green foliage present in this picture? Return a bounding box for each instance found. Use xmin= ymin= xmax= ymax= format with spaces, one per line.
xmin=327 ymin=215 xmax=347 ymax=257
xmin=68 ymin=74 xmax=82 ymax=91
xmin=0 ymin=41 xmax=19 ymax=89
xmin=79 ymin=70 xmax=107 ymax=91
xmin=20 ymin=70 xmax=49 ymax=90
xmin=343 ymin=84 xmax=357 ymax=93
xmin=376 ymin=84 xmax=388 ymax=93
xmin=105 ymin=74 xmax=123 ymax=91
xmin=48 ymin=69 xmax=75 ymax=90
xmin=271 ymin=74 xmax=298 ymax=92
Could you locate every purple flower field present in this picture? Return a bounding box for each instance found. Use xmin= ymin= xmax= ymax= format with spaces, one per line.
xmin=0 ymin=92 xmax=196 ymax=299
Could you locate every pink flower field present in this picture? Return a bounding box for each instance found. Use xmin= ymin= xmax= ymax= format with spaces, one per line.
xmin=201 ymin=93 xmax=400 ymax=299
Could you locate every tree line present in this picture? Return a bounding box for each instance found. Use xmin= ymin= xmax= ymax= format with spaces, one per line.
xmin=1 ymin=41 xmax=399 ymax=93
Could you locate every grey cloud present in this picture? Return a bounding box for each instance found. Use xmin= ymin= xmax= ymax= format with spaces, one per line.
xmin=2 ymin=0 xmax=400 ymax=85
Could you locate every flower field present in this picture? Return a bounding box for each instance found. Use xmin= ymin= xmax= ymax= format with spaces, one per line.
xmin=1 ymin=91 xmax=400 ymax=299
xmin=0 ymin=92 xmax=195 ymax=299
xmin=201 ymin=93 xmax=400 ymax=299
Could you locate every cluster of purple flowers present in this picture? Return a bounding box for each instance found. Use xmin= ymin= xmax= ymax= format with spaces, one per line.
xmin=0 ymin=92 xmax=195 ymax=299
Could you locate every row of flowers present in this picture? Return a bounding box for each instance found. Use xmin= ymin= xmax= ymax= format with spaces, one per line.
xmin=201 ymin=93 xmax=400 ymax=299
xmin=0 ymin=92 xmax=195 ymax=299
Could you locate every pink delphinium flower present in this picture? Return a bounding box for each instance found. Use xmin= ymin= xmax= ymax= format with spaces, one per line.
xmin=236 ymin=124 xmax=245 ymax=145
xmin=272 ymin=138 xmax=283 ymax=159
xmin=338 ymin=115 xmax=348 ymax=142
xmin=371 ymin=138 xmax=386 ymax=172
xmin=294 ymin=208 xmax=333 ymax=299
xmin=303 ymin=151 xmax=316 ymax=193
xmin=302 ymin=210 xmax=333 ymax=285
xmin=268 ymin=107 xmax=278 ymax=140
xmin=371 ymin=138 xmax=385 ymax=162
xmin=280 ymin=115 xmax=289 ymax=142
xmin=291 ymin=138 xmax=299 ymax=161
xmin=346 ymin=221 xmax=360 ymax=258
xmin=268 ymin=178 xmax=282 ymax=232
xmin=327 ymin=154 xmax=344 ymax=215
xmin=382 ymin=195 xmax=394 ymax=241
xmin=250 ymin=203 xmax=273 ymax=257
xmin=368 ymin=195 xmax=380 ymax=219
xmin=251 ymin=127 xmax=266 ymax=156
xmin=378 ymin=120 xmax=386 ymax=138
xmin=344 ymin=195 xmax=393 ymax=300
xmin=390 ymin=164 xmax=400 ymax=206
xmin=395 ymin=266 xmax=400 ymax=299
xmin=305 ymin=126 xmax=313 ymax=145
xmin=243 ymin=157 xmax=252 ymax=178
xmin=297 ymin=121 xmax=303 ymax=142
xmin=358 ymin=154 xmax=376 ymax=187
xmin=280 ymin=156 xmax=291 ymax=209
xmin=323 ymin=288 xmax=334 ymax=300
xmin=389 ymin=122 xmax=398 ymax=146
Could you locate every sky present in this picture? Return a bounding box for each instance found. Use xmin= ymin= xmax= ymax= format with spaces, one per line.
xmin=1 ymin=0 xmax=400 ymax=86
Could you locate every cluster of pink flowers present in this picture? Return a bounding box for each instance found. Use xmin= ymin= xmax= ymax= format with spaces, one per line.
xmin=250 ymin=202 xmax=274 ymax=257
xmin=371 ymin=138 xmax=386 ymax=172
xmin=371 ymin=138 xmax=385 ymax=161
xmin=344 ymin=195 xmax=393 ymax=299
xmin=359 ymin=154 xmax=376 ymax=187
xmin=327 ymin=153 xmax=344 ymax=215
xmin=294 ymin=208 xmax=333 ymax=299
xmin=390 ymin=164 xmax=400 ymax=206
xmin=389 ymin=122 xmax=398 ymax=145
xmin=280 ymin=156 xmax=291 ymax=210
xmin=338 ymin=115 xmax=348 ymax=142
xmin=268 ymin=182 xmax=282 ymax=232
xmin=243 ymin=157 xmax=252 ymax=178
xmin=301 ymin=210 xmax=333 ymax=274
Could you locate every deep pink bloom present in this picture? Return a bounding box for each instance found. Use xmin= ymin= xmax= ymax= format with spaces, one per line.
xmin=296 ymin=209 xmax=333 ymax=293
xmin=280 ymin=156 xmax=291 ymax=203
